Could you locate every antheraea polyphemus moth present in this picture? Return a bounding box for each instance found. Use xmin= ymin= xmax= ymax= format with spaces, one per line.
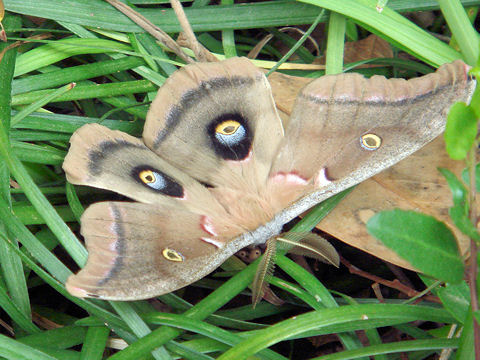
xmin=63 ymin=57 xmax=474 ymax=300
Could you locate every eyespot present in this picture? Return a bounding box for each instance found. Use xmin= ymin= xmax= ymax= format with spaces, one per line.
xmin=207 ymin=113 xmax=252 ymax=160
xmin=162 ymin=248 xmax=184 ymax=262
xmin=215 ymin=120 xmax=241 ymax=135
xmin=139 ymin=169 xmax=157 ymax=184
xmin=138 ymin=169 xmax=166 ymax=190
xmin=132 ymin=166 xmax=184 ymax=198
xmin=214 ymin=121 xmax=246 ymax=146
xmin=360 ymin=133 xmax=382 ymax=151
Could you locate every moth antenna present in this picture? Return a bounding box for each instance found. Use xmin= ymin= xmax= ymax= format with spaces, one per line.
xmin=277 ymin=232 xmax=339 ymax=267
xmin=252 ymin=237 xmax=277 ymax=308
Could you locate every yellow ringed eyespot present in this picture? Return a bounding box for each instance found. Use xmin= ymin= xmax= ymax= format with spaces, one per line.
xmin=215 ymin=120 xmax=241 ymax=135
xmin=360 ymin=133 xmax=382 ymax=150
xmin=162 ymin=248 xmax=184 ymax=262
xmin=139 ymin=169 xmax=156 ymax=184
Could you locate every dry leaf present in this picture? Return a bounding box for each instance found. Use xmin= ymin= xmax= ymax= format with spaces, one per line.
xmin=319 ymin=136 xmax=471 ymax=270
xmin=316 ymin=34 xmax=393 ymax=66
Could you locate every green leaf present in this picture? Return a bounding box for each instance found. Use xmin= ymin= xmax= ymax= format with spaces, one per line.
xmin=434 ymin=281 xmax=470 ymax=323
xmin=367 ymin=209 xmax=464 ymax=283
xmin=439 ymin=167 xmax=480 ymax=241
xmin=461 ymin=163 xmax=480 ymax=192
xmin=469 ymin=67 xmax=480 ymax=118
xmin=439 ymin=168 xmax=468 ymax=207
xmin=444 ymin=102 xmax=478 ymax=160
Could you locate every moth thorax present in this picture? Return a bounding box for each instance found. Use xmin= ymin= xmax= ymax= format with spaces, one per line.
xmin=244 ymin=217 xmax=284 ymax=245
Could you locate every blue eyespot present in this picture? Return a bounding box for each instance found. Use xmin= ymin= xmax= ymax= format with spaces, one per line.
xmin=132 ymin=166 xmax=184 ymax=198
xmin=139 ymin=169 xmax=166 ymax=190
xmin=214 ymin=120 xmax=246 ymax=146
xmin=207 ymin=113 xmax=252 ymax=160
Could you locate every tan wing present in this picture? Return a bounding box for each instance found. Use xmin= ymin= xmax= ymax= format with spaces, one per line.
xmin=267 ymin=60 xmax=474 ymax=211
xmin=143 ymin=57 xmax=284 ymax=192
xmin=66 ymin=202 xmax=243 ymax=300
xmin=63 ymin=123 xmax=228 ymax=217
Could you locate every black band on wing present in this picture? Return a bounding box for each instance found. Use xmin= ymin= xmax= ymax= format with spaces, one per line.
xmin=131 ymin=165 xmax=184 ymax=198
xmin=88 ymin=140 xmax=144 ymax=176
xmin=97 ymin=203 xmax=124 ymax=286
xmin=206 ymin=113 xmax=252 ymax=161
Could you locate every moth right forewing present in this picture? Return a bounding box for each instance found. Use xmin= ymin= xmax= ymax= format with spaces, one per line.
xmin=268 ymin=60 xmax=474 ymax=214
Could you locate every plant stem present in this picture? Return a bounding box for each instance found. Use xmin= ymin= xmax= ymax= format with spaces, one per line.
xmin=467 ymin=142 xmax=480 ymax=358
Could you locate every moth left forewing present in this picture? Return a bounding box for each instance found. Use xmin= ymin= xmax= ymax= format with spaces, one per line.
xmin=267 ymin=60 xmax=475 ymax=216
xmin=66 ymin=201 xmax=246 ymax=300
xmin=63 ymin=123 xmax=227 ymax=217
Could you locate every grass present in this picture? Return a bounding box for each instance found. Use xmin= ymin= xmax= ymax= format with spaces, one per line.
xmin=0 ymin=0 xmax=479 ymax=359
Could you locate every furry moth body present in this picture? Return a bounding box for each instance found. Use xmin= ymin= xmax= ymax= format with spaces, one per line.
xmin=63 ymin=57 xmax=475 ymax=300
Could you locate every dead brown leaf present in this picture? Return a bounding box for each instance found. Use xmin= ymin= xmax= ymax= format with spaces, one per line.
xmin=320 ymin=136 xmax=471 ymax=270
xmin=317 ymin=34 xmax=393 ymax=66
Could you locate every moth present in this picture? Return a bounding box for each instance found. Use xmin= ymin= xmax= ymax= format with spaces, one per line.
xmin=63 ymin=57 xmax=474 ymax=300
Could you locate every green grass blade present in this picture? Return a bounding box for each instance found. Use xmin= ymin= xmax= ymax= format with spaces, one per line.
xmin=0 ymin=333 xmax=59 ymax=360
xmin=325 ymin=11 xmax=345 ymax=75
xmin=438 ymin=0 xmax=479 ymax=65
xmin=18 ymin=325 xmax=87 ymax=350
xmin=5 ymin=0 xmax=480 ymax=33
xmin=275 ymin=256 xmax=366 ymax=357
xmin=14 ymin=38 xmax=132 ymax=76
xmin=107 ymin=263 xmax=259 ymax=360
xmin=12 ymin=80 xmax=155 ymax=106
xmin=216 ymin=304 xmax=454 ymax=359
xmin=12 ymin=56 xmax=145 ymax=95
xmin=0 ymin=273 xmax=39 ymax=334
xmin=310 ymin=338 xmax=458 ymax=360
xmin=0 ymin=199 xmax=72 ymax=282
xmin=0 ymin=151 xmax=87 ymax=266
xmin=297 ymin=0 xmax=462 ymax=66
xmin=0 ymin=23 xmax=33 ymax=330
xmin=142 ymin=313 xmax=287 ymax=360
xmin=11 ymin=83 xmax=75 ymax=126
xmin=79 ymin=325 xmax=110 ymax=360
xmin=221 ymin=0 xmax=237 ymax=58
xmin=110 ymin=301 xmax=172 ymax=360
